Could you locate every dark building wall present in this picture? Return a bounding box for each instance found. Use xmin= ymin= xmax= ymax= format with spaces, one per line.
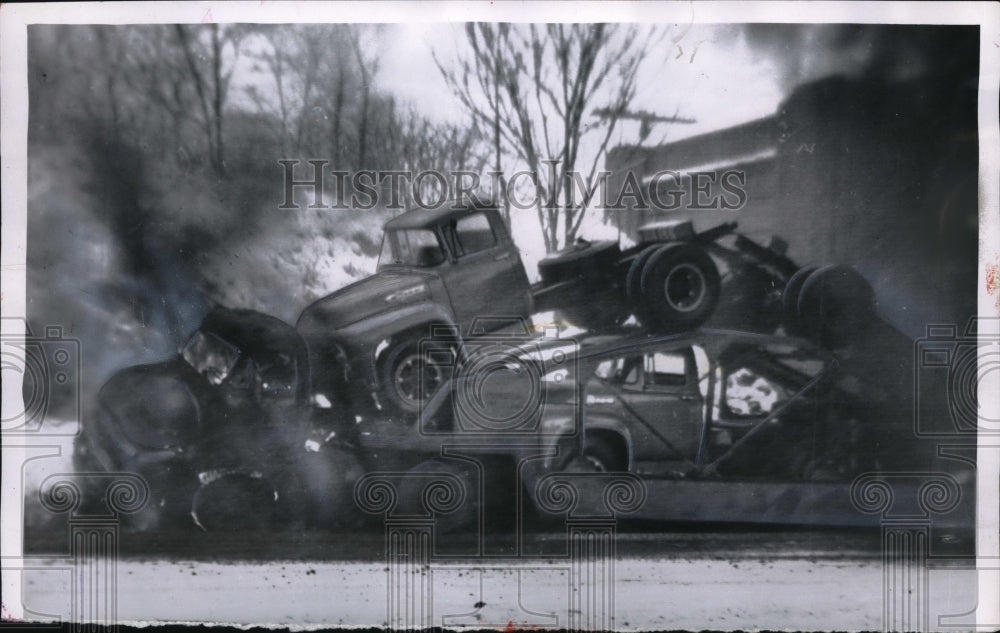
xmin=605 ymin=72 xmax=978 ymax=338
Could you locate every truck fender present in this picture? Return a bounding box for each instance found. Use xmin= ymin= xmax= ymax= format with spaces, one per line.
xmin=335 ymin=302 xmax=458 ymax=349
xmin=336 ymin=303 xmax=463 ymax=398
xmin=580 ymin=415 xmax=634 ymax=470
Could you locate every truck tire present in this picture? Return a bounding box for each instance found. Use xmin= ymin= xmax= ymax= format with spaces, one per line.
xmin=625 ymin=244 xmax=663 ymax=317
xmin=795 ymin=265 xmax=876 ymax=349
xmin=638 ymin=243 xmax=720 ymax=331
xmin=781 ymin=265 xmax=818 ymax=336
xmin=581 ymin=437 xmax=627 ymax=472
xmin=379 ymin=339 xmax=452 ymax=415
xmin=396 ymin=459 xmax=478 ymax=534
xmin=537 ymin=240 xmax=620 ymax=285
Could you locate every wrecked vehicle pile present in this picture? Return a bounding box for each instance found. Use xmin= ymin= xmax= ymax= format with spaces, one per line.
xmin=70 ymin=203 xmax=974 ymax=539
xmin=72 ymin=307 xmax=362 ymax=530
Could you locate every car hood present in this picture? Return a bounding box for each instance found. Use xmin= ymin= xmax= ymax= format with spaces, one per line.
xmin=98 ymin=359 xmax=204 ymax=450
xmin=298 ymin=270 xmax=436 ymax=333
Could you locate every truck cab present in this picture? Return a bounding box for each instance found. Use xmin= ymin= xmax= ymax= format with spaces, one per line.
xmin=376 ymin=205 xmax=533 ymax=326
xmin=298 ymin=203 xmax=533 ymax=416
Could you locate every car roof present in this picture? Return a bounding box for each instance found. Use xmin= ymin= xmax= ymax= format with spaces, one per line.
xmin=383 ymin=202 xmax=499 ymax=230
xmin=199 ymin=307 xmax=305 ymax=356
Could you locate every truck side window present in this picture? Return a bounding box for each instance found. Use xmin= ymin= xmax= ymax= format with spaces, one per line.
xmin=378 ymin=229 xmax=444 ymax=268
xmin=454 ymin=213 xmax=496 ymax=255
xmin=594 ymin=359 xmax=616 ymax=380
xmin=645 ymin=352 xmax=687 ymax=387
xmin=621 ymin=357 xmax=640 ymax=386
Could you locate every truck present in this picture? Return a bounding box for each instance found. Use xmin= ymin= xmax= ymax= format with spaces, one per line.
xmin=296 ymin=201 xmax=875 ymax=418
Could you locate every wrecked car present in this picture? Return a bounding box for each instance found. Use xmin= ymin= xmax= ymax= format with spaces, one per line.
xmin=73 ymin=306 xmax=361 ymax=530
xmin=528 ymin=328 xmax=975 ymax=532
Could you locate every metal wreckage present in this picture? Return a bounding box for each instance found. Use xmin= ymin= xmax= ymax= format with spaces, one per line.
xmin=72 ymin=203 xmax=975 ymax=540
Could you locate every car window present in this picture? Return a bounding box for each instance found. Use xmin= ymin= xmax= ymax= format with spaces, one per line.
xmin=254 ymin=351 xmax=298 ymax=399
xmin=182 ymin=330 xmax=241 ymax=385
xmin=595 ymin=356 xmax=642 ymax=386
xmin=451 ymin=213 xmax=497 ymax=256
xmin=724 ymin=366 xmax=782 ymax=416
xmin=645 ymin=351 xmax=687 ymax=387
xmin=224 ymin=355 xmax=254 ymax=393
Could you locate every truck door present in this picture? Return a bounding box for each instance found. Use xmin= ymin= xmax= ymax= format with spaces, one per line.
xmin=618 ymin=347 xmax=703 ymax=465
xmin=439 ymin=210 xmax=531 ymax=332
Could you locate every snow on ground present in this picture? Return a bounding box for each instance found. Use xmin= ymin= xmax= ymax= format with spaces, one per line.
xmin=17 ymin=556 xmax=977 ymax=630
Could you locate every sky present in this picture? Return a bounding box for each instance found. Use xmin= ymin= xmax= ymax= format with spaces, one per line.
xmin=377 ymin=23 xmax=787 ymax=145
xmin=371 ymin=22 xmax=792 ymax=259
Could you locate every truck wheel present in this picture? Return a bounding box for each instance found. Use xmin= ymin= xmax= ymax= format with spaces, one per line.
xmin=781 ymin=265 xmax=818 ymax=336
xmin=625 ymin=244 xmax=663 ymax=318
xmin=537 ymin=240 xmax=620 ymax=285
xmin=562 ymin=437 xmax=627 ymax=473
xmin=639 ymin=243 xmax=720 ymax=331
xmin=796 ymin=265 xmax=876 ymax=349
xmin=583 ymin=437 xmax=627 ymax=472
xmin=380 ymin=339 xmax=452 ymax=415
xmin=397 ymin=459 xmax=478 ymax=535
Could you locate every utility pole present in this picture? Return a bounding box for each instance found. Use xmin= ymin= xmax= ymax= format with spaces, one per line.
xmin=592 ymin=107 xmax=696 ymax=144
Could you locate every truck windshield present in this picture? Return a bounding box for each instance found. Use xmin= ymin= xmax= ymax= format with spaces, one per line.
xmin=181 ymin=330 xmax=241 ymax=385
xmin=377 ymin=229 xmax=445 ymax=269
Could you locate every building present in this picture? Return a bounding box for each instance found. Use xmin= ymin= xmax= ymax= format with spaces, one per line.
xmin=605 ymin=74 xmax=978 ymax=338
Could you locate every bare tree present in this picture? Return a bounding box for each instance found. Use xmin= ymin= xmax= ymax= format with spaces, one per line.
xmin=350 ymin=26 xmax=383 ymax=170
xmin=245 ymin=25 xmax=346 ymax=158
xmin=437 ymin=23 xmax=661 ymax=251
xmin=174 ymin=24 xmax=244 ymax=176
xmin=325 ymin=25 xmax=355 ymax=168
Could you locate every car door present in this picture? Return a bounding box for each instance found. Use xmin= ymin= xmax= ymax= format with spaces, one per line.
xmin=438 ymin=211 xmax=530 ymax=332
xmin=617 ymin=347 xmax=704 ymax=466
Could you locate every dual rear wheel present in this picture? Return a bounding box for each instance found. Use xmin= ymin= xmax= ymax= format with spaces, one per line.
xmin=627 ymin=243 xmax=721 ymax=331
xmin=782 ymin=264 xmax=876 ymax=349
xmin=542 ymin=240 xmax=721 ymax=333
